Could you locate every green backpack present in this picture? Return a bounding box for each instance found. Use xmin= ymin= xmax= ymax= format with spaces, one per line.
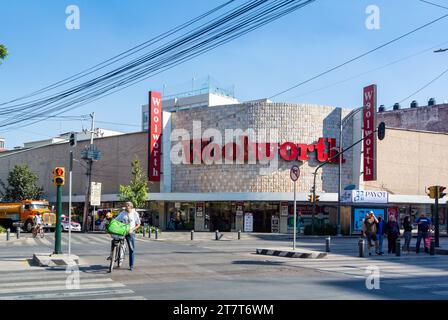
xmin=106 ymin=219 xmax=130 ymax=236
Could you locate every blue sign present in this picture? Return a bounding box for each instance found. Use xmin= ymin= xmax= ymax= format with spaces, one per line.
xmin=353 ymin=208 xmax=385 ymax=233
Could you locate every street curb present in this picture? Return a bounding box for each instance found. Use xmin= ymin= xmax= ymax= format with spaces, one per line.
xmin=256 ymin=248 xmax=327 ymax=259
xmin=32 ymin=253 xmax=80 ymax=267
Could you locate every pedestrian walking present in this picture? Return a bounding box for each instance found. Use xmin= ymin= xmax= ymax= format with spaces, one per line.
xmin=415 ymin=213 xmax=433 ymax=254
xmin=376 ymin=215 xmax=385 ymax=255
xmin=385 ymin=215 xmax=400 ymax=254
xmin=362 ymin=211 xmax=379 ymax=256
xmin=402 ymin=216 xmax=413 ymax=253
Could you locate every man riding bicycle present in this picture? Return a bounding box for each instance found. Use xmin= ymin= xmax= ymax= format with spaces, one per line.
xmin=106 ymin=202 xmax=141 ymax=271
xmin=33 ymin=212 xmax=44 ymax=236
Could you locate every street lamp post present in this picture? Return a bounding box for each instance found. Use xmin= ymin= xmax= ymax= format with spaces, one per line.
xmin=337 ymin=107 xmax=363 ymax=236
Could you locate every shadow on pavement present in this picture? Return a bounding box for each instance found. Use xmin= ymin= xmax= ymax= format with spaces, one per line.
xmin=314 ymin=274 xmax=448 ymax=300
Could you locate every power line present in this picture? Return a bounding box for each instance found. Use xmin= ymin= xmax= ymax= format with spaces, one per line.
xmin=282 ymin=40 xmax=448 ymax=101
xmin=0 ymin=0 xmax=318 ymax=131
xmin=268 ymin=12 xmax=448 ymax=100
xmin=398 ymin=65 xmax=448 ymax=104
xmin=420 ymin=0 xmax=448 ymax=10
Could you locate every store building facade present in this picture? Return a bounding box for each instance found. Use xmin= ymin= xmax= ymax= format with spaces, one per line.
xmin=0 ymin=93 xmax=447 ymax=234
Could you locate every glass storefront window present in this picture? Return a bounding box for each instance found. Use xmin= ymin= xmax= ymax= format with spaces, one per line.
xmin=166 ymin=202 xmax=195 ymax=231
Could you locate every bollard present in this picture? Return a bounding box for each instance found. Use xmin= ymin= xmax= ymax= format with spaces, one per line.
xmin=215 ymin=230 xmax=219 ymax=241
xmin=326 ymin=236 xmax=331 ymax=253
xmin=16 ymin=226 xmax=21 ymax=239
xmin=148 ymin=227 xmax=151 ymax=239
xmin=142 ymin=225 xmax=146 ymax=238
xmin=155 ymin=229 xmax=159 ymax=240
xmin=238 ymin=230 xmax=241 ymax=240
xmin=191 ymin=230 xmax=194 ymax=241
xmin=395 ymin=238 xmax=401 ymax=256
xmin=430 ymin=238 xmax=435 ymax=256
xmin=6 ymin=228 xmax=10 ymax=241
xmin=358 ymin=238 xmax=365 ymax=257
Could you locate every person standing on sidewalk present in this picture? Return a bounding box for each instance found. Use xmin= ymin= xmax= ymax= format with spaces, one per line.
xmin=415 ymin=213 xmax=432 ymax=254
xmin=402 ymin=216 xmax=413 ymax=253
xmin=115 ymin=202 xmax=141 ymax=271
xmin=363 ymin=211 xmax=379 ymax=256
xmin=376 ymin=215 xmax=385 ymax=255
xmin=385 ymin=215 xmax=400 ymax=254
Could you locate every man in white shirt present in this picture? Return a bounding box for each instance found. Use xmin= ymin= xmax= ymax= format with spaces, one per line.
xmin=115 ymin=202 xmax=141 ymax=271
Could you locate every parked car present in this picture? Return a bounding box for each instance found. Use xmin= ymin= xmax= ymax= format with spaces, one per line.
xmin=61 ymin=215 xmax=81 ymax=232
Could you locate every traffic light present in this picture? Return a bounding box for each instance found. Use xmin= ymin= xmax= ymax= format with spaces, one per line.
xmin=377 ymin=122 xmax=386 ymax=140
xmin=438 ymin=186 xmax=446 ymax=199
xmin=308 ymin=194 xmax=314 ymax=203
xmin=53 ymin=167 xmax=65 ymax=186
xmin=69 ymin=132 xmax=77 ymax=147
xmin=427 ymin=186 xmax=438 ymax=199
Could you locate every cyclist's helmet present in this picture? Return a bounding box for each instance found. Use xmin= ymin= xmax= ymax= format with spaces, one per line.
xmin=36 ymin=212 xmax=41 ymax=215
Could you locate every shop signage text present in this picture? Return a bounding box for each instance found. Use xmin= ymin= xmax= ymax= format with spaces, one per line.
xmin=149 ymin=91 xmax=162 ymax=182
xmin=341 ymin=190 xmax=388 ymax=204
xmin=180 ymin=136 xmax=344 ymax=164
xmin=363 ymin=84 xmax=377 ymax=181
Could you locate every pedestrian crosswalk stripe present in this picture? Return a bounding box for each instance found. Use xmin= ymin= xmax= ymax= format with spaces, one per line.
xmin=0 ymin=289 xmax=135 ymax=300
xmin=92 ymin=296 xmax=147 ymax=300
xmin=0 ymin=278 xmax=114 ymax=288
xmin=35 ymin=237 xmax=52 ymax=246
xmin=0 ymin=272 xmax=108 ymax=283
xmin=0 ymin=282 xmax=125 ymax=295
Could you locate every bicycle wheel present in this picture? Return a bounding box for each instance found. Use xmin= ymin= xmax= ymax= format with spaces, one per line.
xmin=117 ymin=242 xmax=124 ymax=268
xmin=109 ymin=245 xmax=117 ymax=273
xmin=40 ymin=228 xmax=45 ymax=238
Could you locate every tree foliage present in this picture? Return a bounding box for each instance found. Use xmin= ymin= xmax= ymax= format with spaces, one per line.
xmin=0 ymin=44 xmax=8 ymax=64
xmin=118 ymin=159 xmax=149 ymax=208
xmin=0 ymin=164 xmax=44 ymax=202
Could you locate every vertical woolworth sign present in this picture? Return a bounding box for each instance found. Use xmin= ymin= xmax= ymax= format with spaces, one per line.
xmin=363 ymin=84 xmax=377 ymax=181
xmin=149 ymin=91 xmax=162 ymax=182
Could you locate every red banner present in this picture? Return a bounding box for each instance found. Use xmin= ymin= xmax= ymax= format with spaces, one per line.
xmin=149 ymin=91 xmax=162 ymax=182
xmin=363 ymin=85 xmax=377 ymax=181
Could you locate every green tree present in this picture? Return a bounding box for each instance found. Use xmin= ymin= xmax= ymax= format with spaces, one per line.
xmin=0 ymin=164 xmax=44 ymax=201
xmin=0 ymin=44 xmax=8 ymax=64
xmin=118 ymin=159 xmax=149 ymax=208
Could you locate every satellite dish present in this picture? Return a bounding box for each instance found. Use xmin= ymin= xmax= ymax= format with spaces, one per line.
xmin=344 ymin=184 xmax=356 ymax=191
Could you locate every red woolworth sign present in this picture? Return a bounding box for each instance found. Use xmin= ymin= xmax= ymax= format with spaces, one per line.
xmin=182 ymin=136 xmax=344 ymax=164
xmin=363 ymin=84 xmax=377 ymax=181
xmin=149 ymin=91 xmax=162 ymax=182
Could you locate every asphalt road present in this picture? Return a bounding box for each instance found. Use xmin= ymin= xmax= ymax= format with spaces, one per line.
xmin=1 ymin=232 xmax=448 ymax=300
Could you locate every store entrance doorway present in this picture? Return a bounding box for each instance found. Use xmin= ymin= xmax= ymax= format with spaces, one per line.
xmin=206 ymin=203 xmax=233 ymax=232
xmin=249 ymin=202 xmax=280 ymax=233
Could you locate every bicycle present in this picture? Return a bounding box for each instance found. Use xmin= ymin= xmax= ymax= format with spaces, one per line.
xmin=32 ymin=224 xmax=44 ymax=238
xmin=108 ymin=235 xmax=127 ymax=273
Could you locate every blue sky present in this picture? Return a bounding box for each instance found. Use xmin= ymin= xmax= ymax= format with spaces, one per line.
xmin=1 ymin=0 xmax=448 ymax=148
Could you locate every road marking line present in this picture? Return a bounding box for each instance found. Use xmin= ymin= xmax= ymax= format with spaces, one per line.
xmin=0 ymin=282 xmax=125 ymax=294
xmin=35 ymin=237 xmax=52 ymax=246
xmin=0 ymin=273 xmax=109 ymax=283
xmin=0 ymin=289 xmax=135 ymax=300
xmin=0 ymin=278 xmax=113 ymax=288
xmin=92 ymin=296 xmax=147 ymax=300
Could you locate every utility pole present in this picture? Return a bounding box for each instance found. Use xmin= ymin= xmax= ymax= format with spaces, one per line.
xmin=337 ymin=107 xmax=363 ymax=236
xmin=312 ymin=123 xmax=386 ymax=234
xmin=82 ymin=113 xmax=95 ymax=233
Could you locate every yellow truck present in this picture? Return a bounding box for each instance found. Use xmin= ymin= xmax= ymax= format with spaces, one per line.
xmin=0 ymin=200 xmax=57 ymax=232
